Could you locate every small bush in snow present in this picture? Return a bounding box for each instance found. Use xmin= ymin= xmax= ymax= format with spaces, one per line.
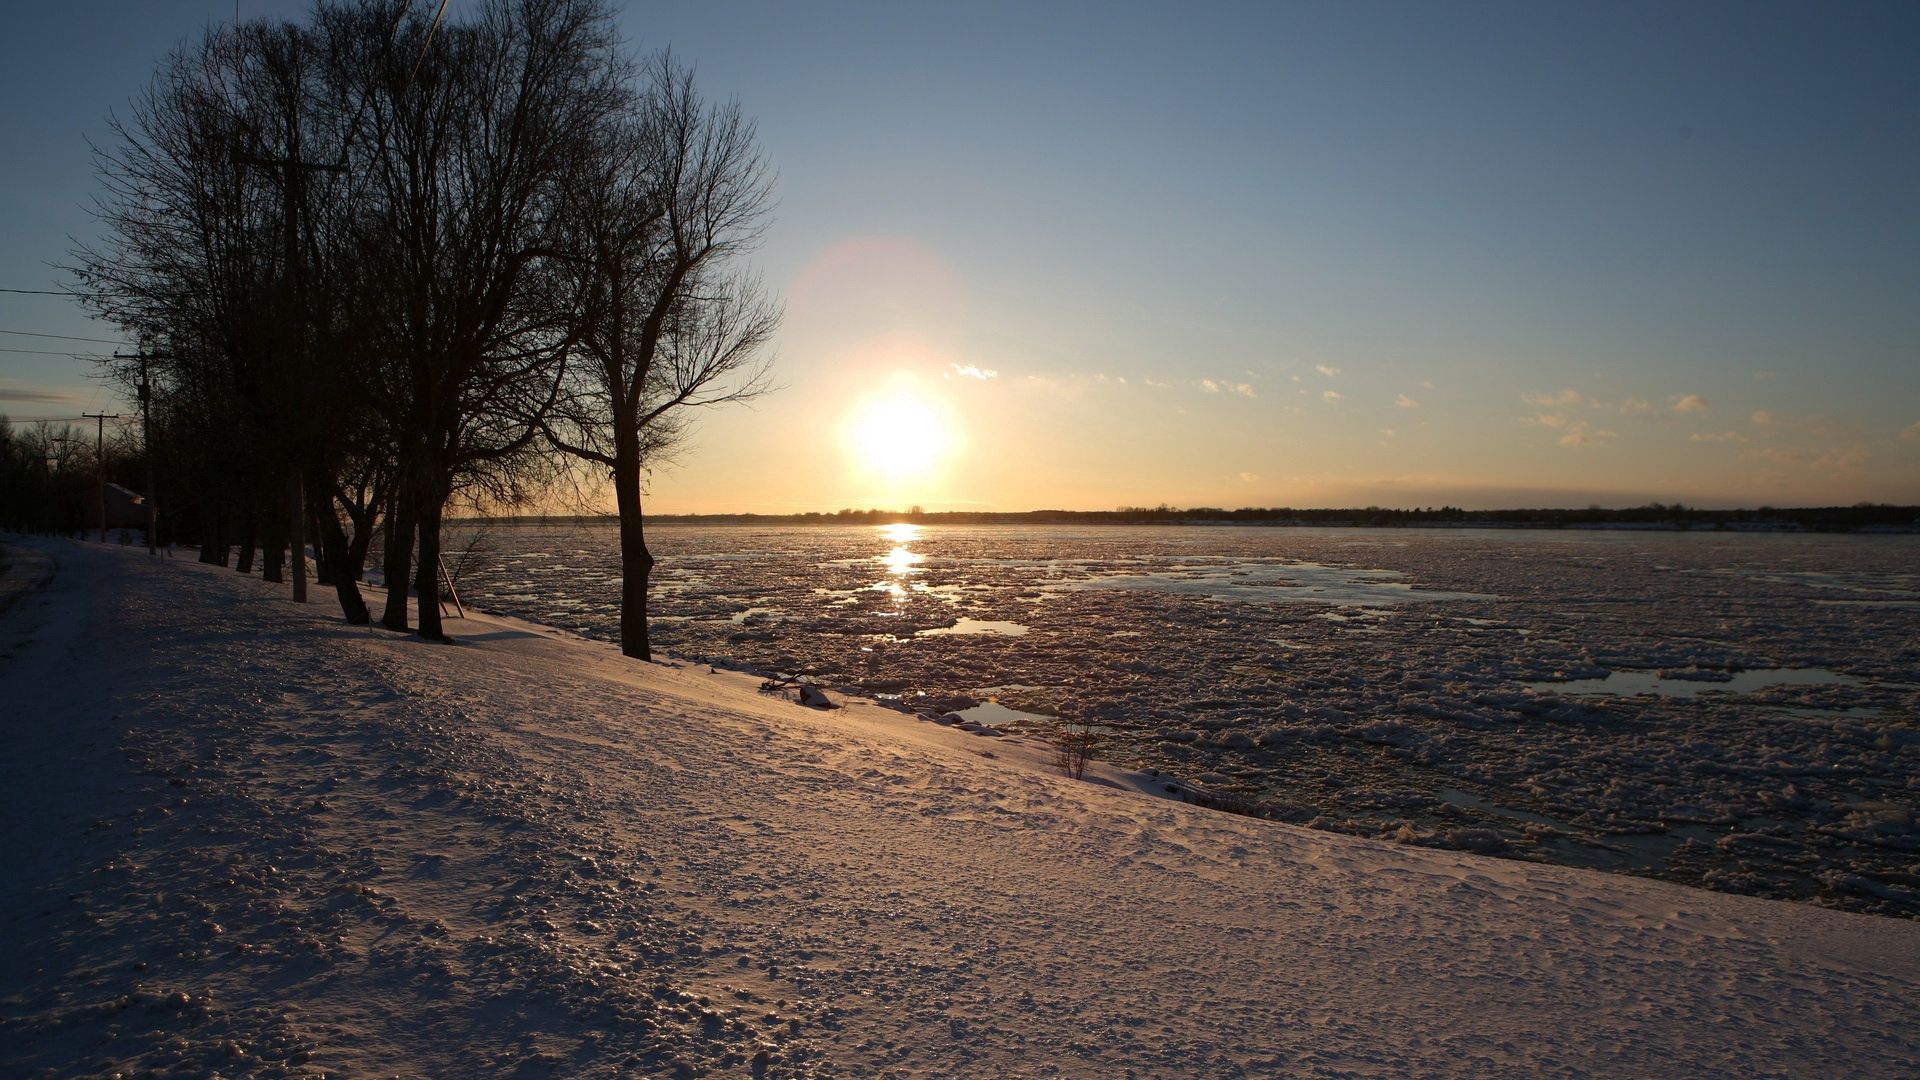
xmin=1052 ymin=723 xmax=1097 ymax=780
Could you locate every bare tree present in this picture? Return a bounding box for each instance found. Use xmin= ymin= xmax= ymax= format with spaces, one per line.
xmin=75 ymin=23 xmax=293 ymax=573
xmin=73 ymin=1 xmax=766 ymax=652
xmin=0 ymin=419 xmax=91 ymax=535
xmin=546 ymin=55 xmax=778 ymax=660
xmin=74 ymin=16 xmax=383 ymax=619
xmin=333 ymin=0 xmax=622 ymax=640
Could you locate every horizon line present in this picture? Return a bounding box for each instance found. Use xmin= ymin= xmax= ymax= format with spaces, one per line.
xmin=449 ymin=502 xmax=1920 ymax=522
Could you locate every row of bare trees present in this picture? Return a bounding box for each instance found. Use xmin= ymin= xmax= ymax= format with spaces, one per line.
xmin=72 ymin=0 xmax=774 ymax=658
xmin=0 ymin=417 xmax=138 ymax=537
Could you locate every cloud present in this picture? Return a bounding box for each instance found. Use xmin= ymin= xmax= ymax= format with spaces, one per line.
xmin=1523 ymin=389 xmax=1584 ymax=408
xmin=1198 ymin=378 xmax=1256 ymax=397
xmin=1747 ymin=445 xmax=1870 ymax=472
xmin=1812 ymin=447 xmax=1870 ymax=473
xmin=0 ymin=382 xmax=87 ymax=406
xmin=1792 ymin=414 xmax=1841 ymax=438
xmin=1378 ymin=428 xmax=1396 ymax=438
xmin=1750 ymin=447 xmax=1807 ymax=467
xmin=1688 ymin=431 xmax=1747 ymax=443
xmin=1315 ymin=364 xmax=1341 ymax=377
xmin=1238 ymin=472 xmax=1260 ymax=483
xmin=1617 ymin=397 xmax=1653 ymax=415
xmin=1540 ymin=417 xmax=1616 ymax=446
xmin=947 ymin=363 xmax=997 ymax=380
xmin=1900 ymin=420 xmax=1920 ymax=442
xmin=1322 ymin=390 xmax=1343 ymax=403
xmin=1394 ymin=394 xmax=1421 ymax=409
xmin=1557 ymin=424 xmax=1617 ymax=447
xmin=1672 ymin=394 xmax=1709 ymax=413
xmin=1741 ymin=409 xmax=1841 ymax=438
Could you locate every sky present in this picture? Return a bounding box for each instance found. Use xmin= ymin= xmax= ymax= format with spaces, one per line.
xmin=2 ymin=1 xmax=1916 ymax=512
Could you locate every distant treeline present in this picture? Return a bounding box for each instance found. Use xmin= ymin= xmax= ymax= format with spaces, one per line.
xmin=465 ymin=503 xmax=1920 ymax=533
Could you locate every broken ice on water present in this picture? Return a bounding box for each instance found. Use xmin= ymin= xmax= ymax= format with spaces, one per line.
xmin=444 ymin=522 xmax=1920 ymax=918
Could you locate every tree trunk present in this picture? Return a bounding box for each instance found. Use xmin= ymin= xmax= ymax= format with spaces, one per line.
xmin=380 ymin=498 xmax=413 ymax=631
xmin=236 ymin=509 xmax=257 ymax=573
xmin=288 ymin=472 xmax=307 ymax=603
xmin=311 ymin=503 xmax=333 ymax=586
xmin=210 ymin=504 xmax=231 ymax=566
xmin=261 ymin=485 xmax=286 ymax=583
xmin=197 ymin=505 xmax=221 ymax=564
xmin=311 ymin=480 xmax=369 ymax=625
xmin=342 ymin=477 xmax=380 ymax=585
xmin=345 ymin=507 xmax=376 ymax=583
xmin=613 ymin=452 xmax=655 ymax=661
xmin=414 ymin=488 xmax=446 ymax=641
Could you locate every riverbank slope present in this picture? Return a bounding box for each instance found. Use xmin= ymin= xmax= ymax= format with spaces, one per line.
xmin=2 ymin=537 xmax=1916 ymax=1077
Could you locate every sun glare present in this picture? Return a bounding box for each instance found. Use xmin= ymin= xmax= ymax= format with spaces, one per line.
xmin=841 ymin=380 xmax=958 ymax=486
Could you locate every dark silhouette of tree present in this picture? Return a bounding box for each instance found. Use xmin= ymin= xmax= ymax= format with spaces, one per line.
xmin=70 ymin=0 xmax=783 ymax=649
xmin=545 ymin=54 xmax=777 ymax=660
xmin=76 ymin=22 xmax=298 ymax=574
xmin=334 ymin=0 xmax=622 ymax=640
xmin=74 ymin=0 xmax=636 ymax=638
xmin=0 ymin=418 xmax=93 ymax=535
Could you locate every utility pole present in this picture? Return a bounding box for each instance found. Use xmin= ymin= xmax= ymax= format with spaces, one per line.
xmin=116 ymin=349 xmax=172 ymax=555
xmin=82 ymin=412 xmax=121 ymax=542
xmin=47 ymin=435 xmax=70 ymax=536
xmin=234 ymin=148 xmax=345 ymax=604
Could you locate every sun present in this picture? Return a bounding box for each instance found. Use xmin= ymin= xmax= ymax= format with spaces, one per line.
xmin=840 ymin=378 xmax=958 ymax=485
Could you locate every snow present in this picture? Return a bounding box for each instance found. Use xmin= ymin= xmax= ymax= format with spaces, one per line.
xmin=3 ymin=535 xmax=1919 ymax=1078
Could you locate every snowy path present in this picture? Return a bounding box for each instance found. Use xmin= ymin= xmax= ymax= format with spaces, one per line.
xmin=3 ymin=538 xmax=1917 ymax=1078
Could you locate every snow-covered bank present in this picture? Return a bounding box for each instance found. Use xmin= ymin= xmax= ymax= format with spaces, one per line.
xmin=3 ymin=538 xmax=1918 ymax=1078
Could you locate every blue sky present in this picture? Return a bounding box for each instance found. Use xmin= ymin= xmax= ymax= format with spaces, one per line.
xmin=3 ymin=1 xmax=1915 ymax=509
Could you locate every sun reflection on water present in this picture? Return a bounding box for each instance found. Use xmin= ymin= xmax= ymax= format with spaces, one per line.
xmin=876 ymin=524 xmax=926 ymax=602
xmin=879 ymin=523 xmax=927 ymax=578
xmin=881 ymin=545 xmax=926 ymax=575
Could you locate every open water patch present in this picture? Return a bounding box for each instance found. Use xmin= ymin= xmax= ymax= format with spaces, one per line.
xmin=954 ymin=701 xmax=1052 ymax=727
xmin=1049 ymin=559 xmax=1490 ymax=607
xmin=1437 ymin=787 xmax=1567 ymax=829
xmin=916 ymin=618 xmax=1030 ymax=638
xmin=1527 ymin=667 xmax=1863 ymax=698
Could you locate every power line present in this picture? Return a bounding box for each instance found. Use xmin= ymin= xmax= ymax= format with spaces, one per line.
xmin=0 ymin=346 xmax=112 ymax=357
xmin=0 ymin=288 xmax=102 ymax=297
xmin=0 ymin=329 xmax=130 ymax=345
xmin=4 ymin=416 xmax=139 ymax=426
